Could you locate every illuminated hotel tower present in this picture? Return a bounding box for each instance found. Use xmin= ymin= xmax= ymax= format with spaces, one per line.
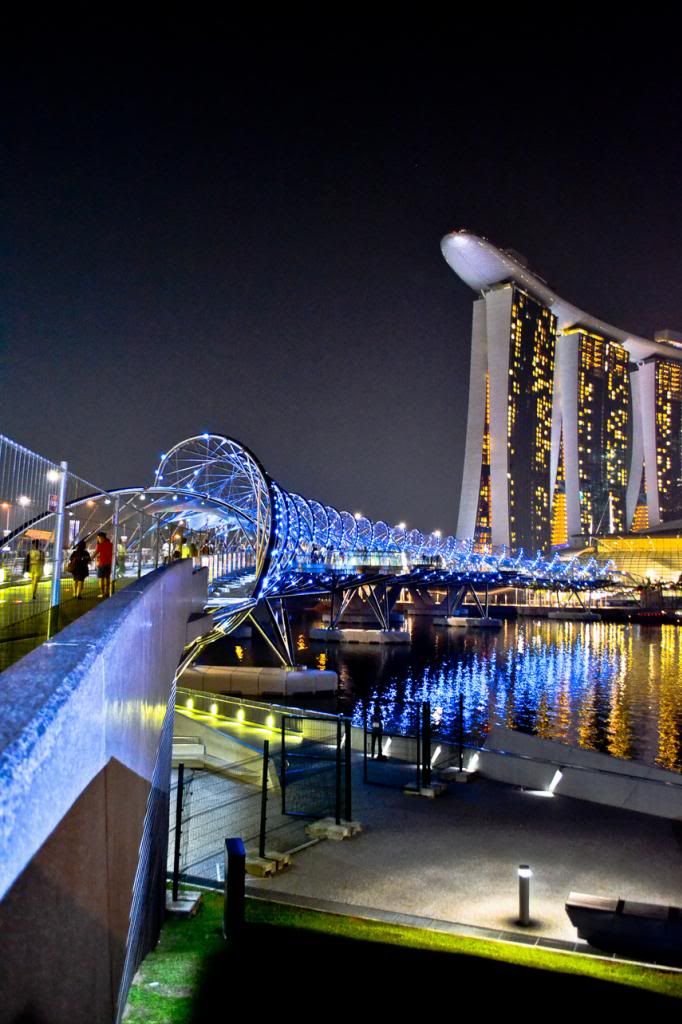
xmin=558 ymin=328 xmax=630 ymax=536
xmin=442 ymin=231 xmax=682 ymax=549
xmin=632 ymin=350 xmax=682 ymax=527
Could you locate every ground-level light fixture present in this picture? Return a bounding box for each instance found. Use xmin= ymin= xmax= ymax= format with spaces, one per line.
xmin=518 ymin=865 xmax=532 ymax=926
xmin=46 ymin=469 xmax=61 ymax=482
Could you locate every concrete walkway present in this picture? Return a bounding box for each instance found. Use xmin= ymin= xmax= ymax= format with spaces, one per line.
xmin=247 ymin=762 xmax=682 ymax=945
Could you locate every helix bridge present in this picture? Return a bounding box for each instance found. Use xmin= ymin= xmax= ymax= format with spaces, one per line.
xmin=7 ymin=433 xmax=618 ymax=666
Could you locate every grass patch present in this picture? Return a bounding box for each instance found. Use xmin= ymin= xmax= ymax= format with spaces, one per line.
xmin=124 ymin=891 xmax=682 ymax=1021
xmin=246 ymin=898 xmax=682 ymax=1000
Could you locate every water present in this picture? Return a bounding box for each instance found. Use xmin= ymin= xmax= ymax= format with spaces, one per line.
xmin=201 ymin=617 xmax=682 ymax=772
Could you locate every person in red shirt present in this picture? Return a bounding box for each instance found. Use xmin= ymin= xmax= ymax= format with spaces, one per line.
xmin=95 ymin=531 xmax=114 ymax=598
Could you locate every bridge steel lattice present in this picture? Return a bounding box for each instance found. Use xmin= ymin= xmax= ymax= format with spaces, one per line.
xmin=148 ymin=434 xmax=617 ymax=665
xmin=2 ymin=431 xmax=619 ymax=667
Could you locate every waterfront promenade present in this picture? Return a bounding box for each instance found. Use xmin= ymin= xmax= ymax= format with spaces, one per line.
xmin=247 ymin=766 xmax=682 ymax=948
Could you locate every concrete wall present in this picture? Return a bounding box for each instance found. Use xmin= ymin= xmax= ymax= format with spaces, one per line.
xmin=0 ymin=560 xmax=207 ymax=1024
xmin=479 ymin=726 xmax=682 ymax=819
xmin=457 ymin=297 xmax=488 ymax=540
xmin=486 ymin=287 xmax=513 ymax=547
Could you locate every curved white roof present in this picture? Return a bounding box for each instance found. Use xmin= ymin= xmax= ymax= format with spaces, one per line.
xmin=441 ymin=230 xmax=682 ymax=363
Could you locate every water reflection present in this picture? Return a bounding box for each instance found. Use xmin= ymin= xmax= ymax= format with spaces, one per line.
xmin=344 ymin=620 xmax=681 ymax=772
xmin=204 ymin=618 xmax=682 ymax=772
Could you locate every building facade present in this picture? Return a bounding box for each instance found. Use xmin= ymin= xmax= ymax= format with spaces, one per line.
xmin=443 ymin=230 xmax=682 ymax=550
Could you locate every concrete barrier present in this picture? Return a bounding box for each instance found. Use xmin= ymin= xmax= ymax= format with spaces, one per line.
xmin=181 ymin=663 xmax=337 ymax=696
xmin=479 ymin=726 xmax=682 ymax=818
xmin=309 ymin=627 xmax=410 ymax=644
xmin=0 ymin=560 xmax=207 ymax=1024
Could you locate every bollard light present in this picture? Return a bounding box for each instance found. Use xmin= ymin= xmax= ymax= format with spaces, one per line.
xmin=185 ymin=697 xmax=194 ymax=710
xmin=236 ymin=708 xmax=245 ymax=723
xmin=210 ymin=703 xmax=218 ymax=716
xmin=266 ymin=714 xmax=275 ymax=729
xmin=518 ymin=864 xmax=532 ymax=926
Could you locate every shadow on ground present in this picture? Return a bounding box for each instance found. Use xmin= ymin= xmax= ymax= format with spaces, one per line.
xmin=189 ymin=922 xmax=677 ymax=1019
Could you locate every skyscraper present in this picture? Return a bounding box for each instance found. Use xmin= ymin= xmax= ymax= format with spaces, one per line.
xmin=631 ymin=355 xmax=682 ymax=528
xmin=442 ymin=230 xmax=682 ymax=550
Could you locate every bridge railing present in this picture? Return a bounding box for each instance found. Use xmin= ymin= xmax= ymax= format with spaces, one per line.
xmin=0 ymin=433 xmax=160 ymax=668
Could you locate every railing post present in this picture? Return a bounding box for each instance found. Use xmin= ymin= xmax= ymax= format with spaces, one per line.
xmin=259 ymin=740 xmax=269 ymax=859
xmin=280 ymin=717 xmax=286 ymax=814
xmin=223 ymin=837 xmax=246 ymax=940
xmin=458 ymin=692 xmax=465 ymax=772
xmin=344 ymin=719 xmax=352 ymax=822
xmin=48 ymin=460 xmax=68 ymax=638
xmin=136 ymin=512 xmax=143 ymax=578
xmin=415 ymin=706 xmax=422 ymax=792
xmin=335 ymin=718 xmax=342 ymax=825
xmin=172 ymin=762 xmax=184 ymax=901
xmin=363 ymin=708 xmax=368 ymax=784
xmin=422 ymin=701 xmax=431 ymax=788
xmin=154 ymin=514 xmax=161 ymax=568
xmin=110 ymin=494 xmax=120 ymax=594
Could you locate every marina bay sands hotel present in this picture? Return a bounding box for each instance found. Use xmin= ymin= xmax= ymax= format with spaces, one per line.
xmin=442 ymin=231 xmax=682 ymax=554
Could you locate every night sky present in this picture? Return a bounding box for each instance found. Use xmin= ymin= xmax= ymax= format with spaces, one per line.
xmin=3 ymin=29 xmax=681 ymax=535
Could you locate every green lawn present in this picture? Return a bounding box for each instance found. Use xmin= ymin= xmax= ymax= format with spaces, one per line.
xmin=124 ymin=891 xmax=682 ymax=1021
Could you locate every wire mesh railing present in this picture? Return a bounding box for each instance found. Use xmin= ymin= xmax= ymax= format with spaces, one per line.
xmin=0 ymin=433 xmax=160 ymax=668
xmin=171 ymin=690 xmax=354 ymax=887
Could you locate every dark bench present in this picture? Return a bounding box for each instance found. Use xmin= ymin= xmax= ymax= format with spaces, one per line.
xmin=566 ymin=891 xmax=682 ymax=964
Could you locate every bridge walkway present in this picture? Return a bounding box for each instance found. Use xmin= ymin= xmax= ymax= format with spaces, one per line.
xmin=0 ymin=572 xmax=141 ymax=672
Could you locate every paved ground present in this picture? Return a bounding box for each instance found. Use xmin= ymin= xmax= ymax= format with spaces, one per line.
xmin=0 ymin=574 xmax=136 ymax=671
xmin=248 ymin=761 xmax=682 ymax=943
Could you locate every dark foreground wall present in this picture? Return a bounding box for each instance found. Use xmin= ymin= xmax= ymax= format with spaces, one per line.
xmin=0 ymin=561 xmax=207 ymax=1024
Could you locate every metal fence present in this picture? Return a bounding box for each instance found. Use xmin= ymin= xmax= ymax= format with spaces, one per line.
xmin=170 ymin=690 xmax=353 ymax=888
xmin=361 ymin=698 xmax=467 ymax=790
xmin=0 ymin=433 xmax=160 ymax=667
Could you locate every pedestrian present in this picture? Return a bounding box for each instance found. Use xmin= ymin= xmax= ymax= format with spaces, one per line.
xmin=27 ymin=539 xmax=45 ymax=600
xmin=94 ymin=530 xmax=113 ymax=597
xmin=68 ymin=540 xmax=91 ymax=599
xmin=371 ymin=705 xmax=385 ymax=759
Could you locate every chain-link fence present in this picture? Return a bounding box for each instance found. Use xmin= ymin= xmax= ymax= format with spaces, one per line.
xmin=361 ymin=698 xmax=466 ymax=790
xmin=170 ymin=690 xmax=353 ymax=887
xmin=0 ymin=433 xmax=161 ymax=669
xmin=278 ymin=713 xmax=351 ymax=820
